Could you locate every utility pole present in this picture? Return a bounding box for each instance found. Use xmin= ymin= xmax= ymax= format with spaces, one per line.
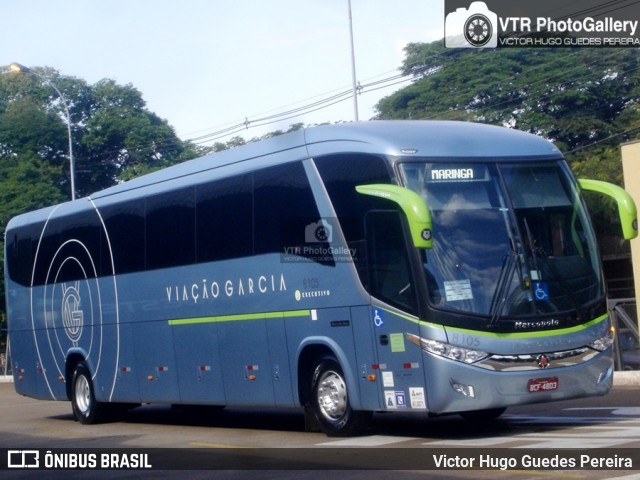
xmin=348 ymin=0 xmax=359 ymax=121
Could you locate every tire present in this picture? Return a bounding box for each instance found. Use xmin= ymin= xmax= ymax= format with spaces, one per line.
xmin=71 ymin=361 xmax=108 ymax=424
xmin=310 ymin=357 xmax=371 ymax=436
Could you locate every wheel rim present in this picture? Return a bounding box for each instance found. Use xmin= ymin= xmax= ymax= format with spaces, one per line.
xmin=75 ymin=374 xmax=91 ymax=414
xmin=316 ymin=370 xmax=348 ymax=422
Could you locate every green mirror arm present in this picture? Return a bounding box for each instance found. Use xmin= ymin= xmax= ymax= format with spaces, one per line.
xmin=579 ymin=179 xmax=638 ymax=240
xmin=355 ymin=184 xmax=433 ymax=248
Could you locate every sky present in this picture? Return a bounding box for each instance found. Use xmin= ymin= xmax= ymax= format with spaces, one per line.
xmin=2 ymin=1 xmax=444 ymax=145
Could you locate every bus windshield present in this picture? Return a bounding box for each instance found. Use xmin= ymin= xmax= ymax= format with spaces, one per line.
xmin=399 ymin=160 xmax=604 ymax=323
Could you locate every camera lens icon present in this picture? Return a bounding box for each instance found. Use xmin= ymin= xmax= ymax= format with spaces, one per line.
xmin=445 ymin=2 xmax=498 ymax=49
xmin=305 ymin=219 xmax=333 ymax=243
xmin=465 ymin=13 xmax=492 ymax=46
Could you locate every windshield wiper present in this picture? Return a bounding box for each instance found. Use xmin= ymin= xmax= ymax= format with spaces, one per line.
xmin=488 ymin=248 xmax=518 ymax=327
xmin=523 ymin=217 xmax=584 ymax=321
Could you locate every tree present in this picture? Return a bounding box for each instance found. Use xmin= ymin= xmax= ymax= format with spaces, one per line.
xmin=1 ymin=67 xmax=201 ymax=198
xmin=375 ymin=43 xmax=640 ymax=185
xmin=0 ymin=65 xmax=202 ymax=327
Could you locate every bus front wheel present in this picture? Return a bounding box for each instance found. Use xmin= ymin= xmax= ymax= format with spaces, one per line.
xmin=310 ymin=357 xmax=370 ymax=436
xmin=71 ymin=361 xmax=107 ymax=424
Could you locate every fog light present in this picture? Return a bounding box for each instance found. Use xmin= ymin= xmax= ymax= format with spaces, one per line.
xmin=451 ymin=382 xmax=476 ymax=398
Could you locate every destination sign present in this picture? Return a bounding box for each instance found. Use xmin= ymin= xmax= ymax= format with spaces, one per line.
xmin=427 ymin=165 xmax=488 ymax=183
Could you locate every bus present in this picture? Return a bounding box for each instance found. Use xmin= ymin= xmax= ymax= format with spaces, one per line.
xmin=5 ymin=120 xmax=638 ymax=436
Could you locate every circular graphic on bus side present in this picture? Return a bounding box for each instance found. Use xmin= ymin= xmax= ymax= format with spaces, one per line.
xmin=30 ymin=204 xmax=120 ymax=401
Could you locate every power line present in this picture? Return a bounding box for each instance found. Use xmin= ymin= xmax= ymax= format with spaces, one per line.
xmin=78 ymin=45 xmax=640 ymax=168
xmin=84 ymin=47 xmax=639 ymax=163
xmin=184 ymin=3 xmax=640 ymax=145
xmin=184 ymin=72 xmax=413 ymax=145
xmin=568 ymin=123 xmax=640 ymax=153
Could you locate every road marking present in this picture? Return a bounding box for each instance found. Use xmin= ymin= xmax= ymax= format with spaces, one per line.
xmin=426 ymin=436 xmax=519 ymax=447
xmin=566 ymin=407 xmax=640 ymax=416
xmin=426 ymin=418 xmax=640 ymax=448
xmin=189 ymin=442 xmax=254 ymax=449
xmin=514 ymin=436 xmax=637 ymax=449
xmin=317 ymin=435 xmax=419 ymax=447
xmin=504 ymin=415 xmax=637 ymax=424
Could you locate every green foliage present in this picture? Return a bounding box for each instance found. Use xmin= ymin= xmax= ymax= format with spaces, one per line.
xmin=208 ymin=122 xmax=307 ymax=153
xmin=0 ymin=67 xmax=200 ymax=199
xmin=376 ymin=43 xmax=640 ymax=186
xmin=0 ymin=65 xmax=201 ymax=325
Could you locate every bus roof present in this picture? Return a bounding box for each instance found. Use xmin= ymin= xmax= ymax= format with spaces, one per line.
xmin=90 ymin=120 xmax=561 ymax=201
xmin=305 ymin=120 xmax=561 ymax=158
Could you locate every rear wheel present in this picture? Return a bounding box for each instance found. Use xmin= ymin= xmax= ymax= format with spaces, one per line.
xmin=71 ymin=361 xmax=108 ymax=424
xmin=310 ymin=357 xmax=371 ymax=436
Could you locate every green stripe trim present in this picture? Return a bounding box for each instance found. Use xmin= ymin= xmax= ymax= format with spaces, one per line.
xmin=168 ymin=309 xmax=311 ymax=326
xmin=379 ymin=306 xmax=608 ymax=339
xmin=380 ymin=307 xmax=421 ymax=325
xmin=440 ymin=313 xmax=609 ymax=339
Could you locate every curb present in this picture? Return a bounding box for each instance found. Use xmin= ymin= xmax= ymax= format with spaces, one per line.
xmin=613 ymin=370 xmax=640 ymax=386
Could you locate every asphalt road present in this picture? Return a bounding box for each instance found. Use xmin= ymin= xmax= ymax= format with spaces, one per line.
xmin=0 ymin=376 xmax=639 ymax=479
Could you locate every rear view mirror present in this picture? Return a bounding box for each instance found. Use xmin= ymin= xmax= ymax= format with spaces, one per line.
xmin=356 ymin=184 xmax=433 ymax=248
xmin=579 ymin=179 xmax=638 ymax=240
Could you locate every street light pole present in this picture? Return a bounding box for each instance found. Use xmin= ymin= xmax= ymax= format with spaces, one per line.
xmin=347 ymin=0 xmax=359 ymax=122
xmin=9 ymin=63 xmax=76 ymax=201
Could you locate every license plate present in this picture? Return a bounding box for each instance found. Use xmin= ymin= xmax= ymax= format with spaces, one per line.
xmin=527 ymin=377 xmax=559 ymax=393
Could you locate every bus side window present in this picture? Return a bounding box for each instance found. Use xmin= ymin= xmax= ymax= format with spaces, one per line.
xmin=196 ymin=174 xmax=253 ymax=263
xmin=254 ymin=162 xmax=333 ymax=264
xmin=365 ymin=210 xmax=417 ymax=315
xmin=6 ymin=225 xmax=36 ymax=287
xmin=146 ymin=187 xmax=196 ymax=270
xmin=102 ymin=200 xmax=146 ymax=275
xmin=314 ymin=154 xmax=393 ymax=288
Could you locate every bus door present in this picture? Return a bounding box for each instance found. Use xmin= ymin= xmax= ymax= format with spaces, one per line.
xmin=364 ymin=209 xmax=427 ymax=412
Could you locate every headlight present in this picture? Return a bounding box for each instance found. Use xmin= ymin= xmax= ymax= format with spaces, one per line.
xmin=406 ymin=334 xmax=489 ymax=364
xmin=588 ymin=327 xmax=615 ymax=352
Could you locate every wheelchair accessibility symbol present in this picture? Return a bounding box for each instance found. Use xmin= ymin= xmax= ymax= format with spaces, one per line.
xmin=534 ymin=281 xmax=550 ymax=301
xmin=373 ymin=308 xmax=384 ymax=327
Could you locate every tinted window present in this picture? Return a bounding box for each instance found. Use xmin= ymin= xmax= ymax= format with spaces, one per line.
xmin=314 ymin=154 xmax=393 ymax=283
xmin=6 ymin=224 xmax=37 ymax=286
xmin=13 ymin=161 xmax=329 ymax=284
xmin=254 ymin=162 xmax=331 ymax=264
xmin=56 ymin=211 xmax=103 ymax=282
xmin=146 ymin=188 xmax=196 ymax=270
xmin=196 ymin=174 xmax=253 ymax=263
xmin=24 ymin=211 xmax=105 ymax=285
xmin=102 ymin=201 xmax=145 ymax=275
xmin=366 ymin=210 xmax=417 ymax=314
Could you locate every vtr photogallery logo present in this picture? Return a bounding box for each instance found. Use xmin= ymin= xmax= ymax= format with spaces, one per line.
xmin=445 ymin=1 xmax=498 ymax=48
xmin=445 ymin=0 xmax=640 ymax=48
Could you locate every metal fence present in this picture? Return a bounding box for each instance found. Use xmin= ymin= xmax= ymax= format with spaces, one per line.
xmin=609 ymin=298 xmax=640 ymax=371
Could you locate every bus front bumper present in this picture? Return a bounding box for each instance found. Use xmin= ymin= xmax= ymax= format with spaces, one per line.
xmin=422 ymin=347 xmax=614 ymax=414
